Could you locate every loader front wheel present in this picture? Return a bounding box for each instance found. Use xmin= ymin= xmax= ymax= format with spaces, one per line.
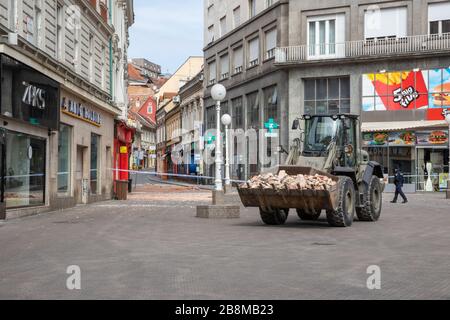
xmin=259 ymin=208 xmax=289 ymax=225
xmin=356 ymin=176 xmax=382 ymax=221
xmin=326 ymin=177 xmax=355 ymax=227
xmin=297 ymin=209 xmax=321 ymax=221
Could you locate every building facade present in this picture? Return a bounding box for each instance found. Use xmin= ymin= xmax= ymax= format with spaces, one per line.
xmin=179 ymin=70 xmax=204 ymax=176
xmin=275 ymin=0 xmax=450 ymax=192
xmin=155 ymin=57 xmax=203 ymax=178
xmin=203 ymin=0 xmax=289 ymax=181
xmin=0 ymin=0 xmax=133 ymax=219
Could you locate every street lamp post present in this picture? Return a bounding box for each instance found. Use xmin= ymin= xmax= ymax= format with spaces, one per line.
xmin=445 ymin=110 xmax=450 ymax=199
xmin=211 ymin=84 xmax=227 ymax=192
xmin=221 ymin=114 xmax=232 ymax=192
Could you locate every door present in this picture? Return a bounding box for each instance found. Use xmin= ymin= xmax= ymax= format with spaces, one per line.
xmin=75 ymin=146 xmax=84 ymax=204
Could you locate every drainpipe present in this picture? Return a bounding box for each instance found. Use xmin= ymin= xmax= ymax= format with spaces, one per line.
xmin=109 ymin=0 xmax=113 ymax=100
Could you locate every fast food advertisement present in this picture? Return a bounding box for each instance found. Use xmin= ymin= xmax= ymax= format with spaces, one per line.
xmin=416 ymin=130 xmax=449 ymax=145
xmin=363 ymin=132 xmax=389 ymax=146
xmin=388 ymin=131 xmax=417 ymax=145
xmin=362 ymin=68 xmax=450 ymax=120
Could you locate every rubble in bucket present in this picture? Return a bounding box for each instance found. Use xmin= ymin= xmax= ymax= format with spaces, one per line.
xmin=240 ymin=170 xmax=337 ymax=191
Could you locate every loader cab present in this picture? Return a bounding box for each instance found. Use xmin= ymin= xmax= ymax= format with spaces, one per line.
xmin=297 ymin=114 xmax=359 ymax=170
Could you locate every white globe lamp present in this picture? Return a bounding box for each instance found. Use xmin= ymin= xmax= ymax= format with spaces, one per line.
xmin=221 ymin=114 xmax=232 ymax=126
xmin=211 ymin=84 xmax=227 ymax=102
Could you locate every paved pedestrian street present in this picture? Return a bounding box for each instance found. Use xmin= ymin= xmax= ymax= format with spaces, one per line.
xmin=1 ymin=185 xmax=450 ymax=300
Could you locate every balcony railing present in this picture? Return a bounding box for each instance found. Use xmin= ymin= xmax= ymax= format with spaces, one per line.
xmin=275 ymin=33 xmax=450 ymax=64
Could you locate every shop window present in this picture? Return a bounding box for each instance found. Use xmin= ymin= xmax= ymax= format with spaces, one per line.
xmin=5 ymin=130 xmax=45 ymax=208
xmin=90 ymin=134 xmax=100 ymax=195
xmin=304 ymin=77 xmax=350 ymax=114
xmin=57 ymin=124 xmax=72 ymax=194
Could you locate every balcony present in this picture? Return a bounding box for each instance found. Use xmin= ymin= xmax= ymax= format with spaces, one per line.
xmin=275 ymin=33 xmax=450 ymax=65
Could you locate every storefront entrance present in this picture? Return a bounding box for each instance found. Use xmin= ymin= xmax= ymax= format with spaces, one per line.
xmin=75 ymin=145 xmax=88 ymax=204
xmin=416 ymin=147 xmax=449 ymax=192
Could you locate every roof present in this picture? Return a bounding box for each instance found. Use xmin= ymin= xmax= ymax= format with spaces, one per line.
xmin=362 ymin=120 xmax=448 ymax=133
xmin=128 ymin=63 xmax=146 ymax=82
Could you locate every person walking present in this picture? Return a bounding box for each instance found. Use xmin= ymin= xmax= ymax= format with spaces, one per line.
xmin=391 ymin=167 xmax=408 ymax=204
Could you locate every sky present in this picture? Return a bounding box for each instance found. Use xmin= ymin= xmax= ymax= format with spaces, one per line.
xmin=128 ymin=0 xmax=204 ymax=75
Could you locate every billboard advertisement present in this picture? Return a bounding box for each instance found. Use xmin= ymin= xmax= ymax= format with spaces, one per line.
xmin=362 ymin=68 xmax=450 ymax=120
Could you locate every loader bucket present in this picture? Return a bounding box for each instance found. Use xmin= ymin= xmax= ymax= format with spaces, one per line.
xmin=237 ymin=166 xmax=340 ymax=213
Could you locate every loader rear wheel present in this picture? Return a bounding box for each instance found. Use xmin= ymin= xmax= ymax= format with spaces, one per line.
xmin=356 ymin=176 xmax=382 ymax=221
xmin=259 ymin=208 xmax=289 ymax=225
xmin=297 ymin=209 xmax=321 ymax=221
xmin=326 ymin=177 xmax=355 ymax=227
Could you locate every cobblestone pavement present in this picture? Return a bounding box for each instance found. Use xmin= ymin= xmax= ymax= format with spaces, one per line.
xmin=0 ymin=186 xmax=450 ymax=300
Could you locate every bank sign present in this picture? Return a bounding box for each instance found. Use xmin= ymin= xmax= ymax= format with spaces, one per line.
xmin=0 ymin=54 xmax=59 ymax=130
xmin=362 ymin=68 xmax=450 ymax=120
xmin=61 ymin=97 xmax=102 ymax=126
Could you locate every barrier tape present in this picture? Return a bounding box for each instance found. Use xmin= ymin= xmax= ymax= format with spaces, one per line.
xmin=109 ymin=168 xmax=247 ymax=184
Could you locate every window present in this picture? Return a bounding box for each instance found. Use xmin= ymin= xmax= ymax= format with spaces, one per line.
xmin=266 ymin=0 xmax=275 ymax=8
xmin=70 ymin=4 xmax=81 ymax=72
xmin=89 ymin=33 xmax=94 ymax=82
xmin=56 ymin=4 xmax=64 ymax=60
xmin=263 ymin=86 xmax=279 ymax=168
xmin=304 ymin=77 xmax=350 ymax=115
xmin=208 ymin=25 xmax=215 ymax=43
xmin=24 ymin=14 xmax=34 ymax=43
xmin=220 ymin=54 xmax=229 ymax=79
xmin=5 ymin=130 xmax=46 ymax=208
xmin=90 ymin=134 xmax=100 ymax=195
xmin=208 ymin=60 xmax=216 ymax=85
xmin=364 ymin=7 xmax=407 ymax=40
xmin=9 ymin=0 xmax=19 ymax=31
xmin=220 ymin=16 xmax=227 ymax=37
xmin=233 ymin=46 xmax=243 ymax=74
xmin=206 ymin=106 xmax=216 ymax=130
xmin=101 ymin=45 xmax=107 ymax=90
xmin=249 ymin=0 xmax=256 ymax=18
xmin=265 ymin=28 xmax=277 ymax=60
xmin=58 ymin=124 xmax=71 ymax=194
xmin=308 ymin=14 xmax=344 ymax=57
xmin=246 ymin=91 xmax=260 ymax=129
xmin=263 ymin=86 xmax=278 ymax=122
xmin=233 ymin=6 xmax=241 ymax=28
xmin=428 ymin=2 xmax=450 ymax=35
xmin=34 ymin=0 xmax=43 ymax=47
xmin=232 ymin=97 xmax=243 ymax=129
xmin=246 ymin=91 xmax=260 ymax=176
xmin=248 ymin=37 xmax=259 ymax=67
xmin=220 ymin=101 xmax=229 ymax=131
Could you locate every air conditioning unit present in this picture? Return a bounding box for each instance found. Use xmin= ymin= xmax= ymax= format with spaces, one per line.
xmin=173 ymin=96 xmax=181 ymax=104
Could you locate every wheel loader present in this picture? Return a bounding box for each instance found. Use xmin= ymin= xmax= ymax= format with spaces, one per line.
xmin=237 ymin=114 xmax=385 ymax=227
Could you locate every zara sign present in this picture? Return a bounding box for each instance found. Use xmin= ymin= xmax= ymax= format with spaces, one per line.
xmin=0 ymin=54 xmax=59 ymax=130
xmin=22 ymin=82 xmax=47 ymax=110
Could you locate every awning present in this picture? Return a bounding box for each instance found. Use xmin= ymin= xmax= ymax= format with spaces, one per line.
xmin=362 ymin=120 xmax=448 ymax=133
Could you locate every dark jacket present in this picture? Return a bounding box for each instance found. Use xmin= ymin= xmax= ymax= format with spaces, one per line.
xmin=394 ymin=171 xmax=404 ymax=188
